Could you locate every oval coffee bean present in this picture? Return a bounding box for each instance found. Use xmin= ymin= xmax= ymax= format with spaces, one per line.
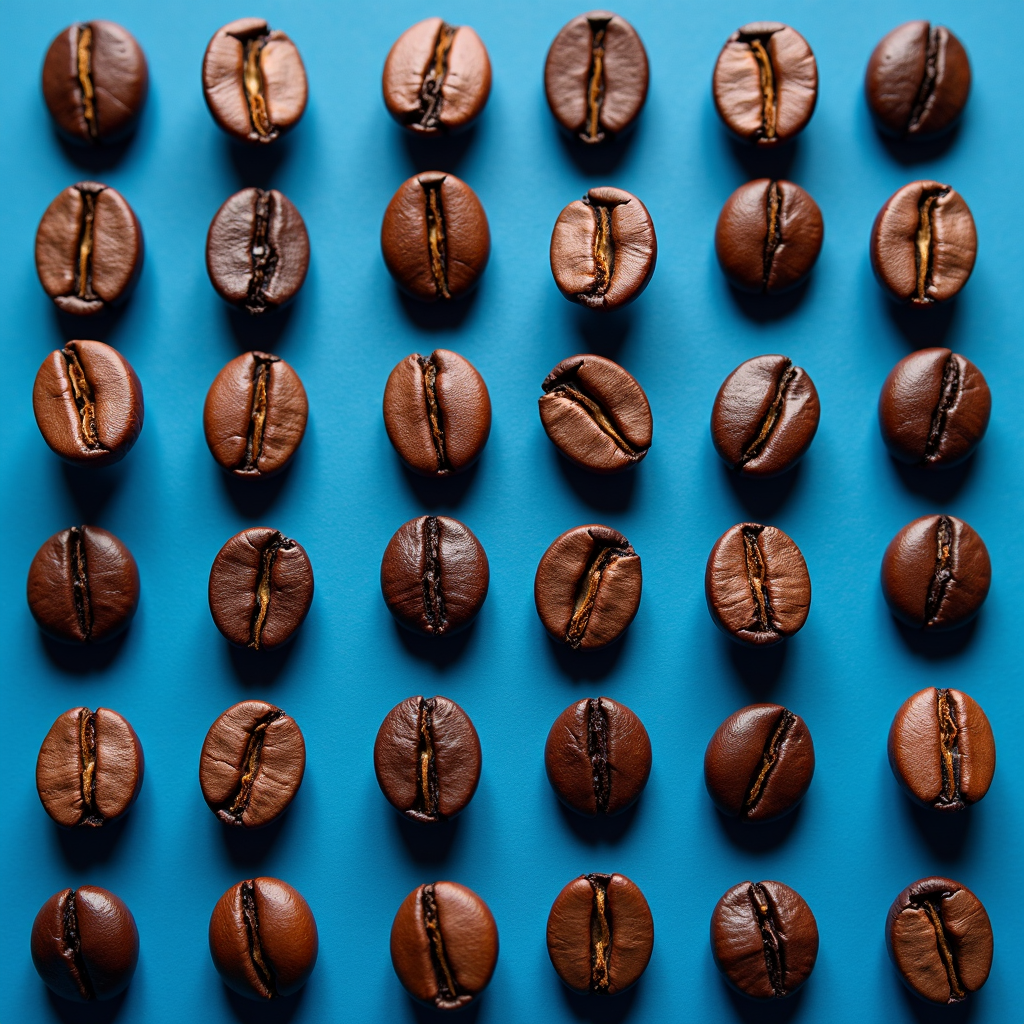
xmin=200 ymin=701 xmax=306 ymax=828
xmin=27 ymin=525 xmax=139 ymax=644
xmin=390 ymin=881 xmax=498 ymax=1010
xmin=550 ymin=187 xmax=656 ymax=310
xmin=704 ymin=704 xmax=813 ymax=821
xmin=36 ymin=707 xmax=143 ymax=828
xmin=208 ymin=527 xmax=314 ymax=650
xmin=547 ymin=873 xmax=653 ymax=994
xmin=374 ymin=695 xmax=481 ymax=822
xmin=711 ymin=355 xmax=819 ymax=477
xmin=879 ymin=348 xmax=990 ymax=467
xmin=204 ymin=351 xmax=308 ymax=477
xmin=31 ymin=886 xmax=139 ymax=1001
xmin=705 ymin=523 xmax=810 ymax=646
xmin=35 ymin=181 xmax=143 ymax=316
xmin=886 ymin=877 xmax=992 ymax=1004
xmin=209 ymin=877 xmax=318 ymax=999
xmin=42 ymin=21 xmax=148 ymax=144
xmin=383 ymin=349 xmax=491 ymax=476
xmin=544 ymin=12 xmax=649 ymax=143
xmin=202 ymin=19 xmax=307 ymax=144
xmin=380 ymin=516 xmax=488 ymax=636
xmin=881 ymin=514 xmax=990 ymax=630
xmin=381 ymin=172 xmax=490 ymax=302
xmin=888 ymin=688 xmax=994 ymax=812
xmin=866 ymin=22 xmax=970 ymax=139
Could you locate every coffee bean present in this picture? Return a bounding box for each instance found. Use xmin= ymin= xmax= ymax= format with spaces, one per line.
xmin=866 ymin=22 xmax=971 ymax=139
xmin=383 ymin=350 xmax=491 ymax=476
xmin=209 ymin=877 xmax=318 ymax=999
xmin=36 ymin=707 xmax=143 ymax=828
xmin=35 ymin=181 xmax=143 ymax=315
xmin=374 ymin=695 xmax=481 ymax=822
xmin=31 ymin=886 xmax=139 ymax=1001
xmin=380 ymin=516 xmax=488 ymax=636
xmin=879 ymin=348 xmax=990 ymax=467
xmin=546 ymin=873 xmax=653 ymax=994
xmin=550 ymin=188 xmax=656 ymax=309
xmin=202 ymin=19 xmax=307 ymax=144
xmin=381 ymin=172 xmax=490 ymax=302
xmin=42 ymin=21 xmax=148 ymax=144
xmin=208 ymin=528 xmax=314 ymax=649
xmin=390 ymin=881 xmax=498 ymax=1010
xmin=711 ymin=355 xmax=819 ymax=477
xmin=704 ymin=705 xmax=813 ymax=821
xmin=886 ymin=877 xmax=992 ymax=1004
xmin=204 ymin=352 xmax=307 ymax=477
xmin=27 ymin=525 xmax=139 ymax=644
xmin=705 ymin=523 xmax=810 ymax=645
xmin=881 ymin=515 xmax=990 ymax=630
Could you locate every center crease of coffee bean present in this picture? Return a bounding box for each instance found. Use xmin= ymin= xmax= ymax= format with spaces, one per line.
xmin=417 ymin=22 xmax=457 ymax=128
xmin=585 ymin=698 xmax=612 ymax=811
xmin=935 ymin=689 xmax=963 ymax=807
xmin=923 ymin=353 xmax=961 ymax=461
xmin=414 ymin=697 xmax=441 ymax=819
xmin=740 ymin=30 xmax=778 ymax=140
xmin=741 ymin=526 xmax=775 ymax=634
xmin=908 ymin=26 xmax=941 ymax=133
xmin=222 ymin=709 xmax=284 ymax=823
xmin=73 ymin=188 xmax=98 ymax=302
xmin=422 ymin=884 xmax=461 ymax=1006
xmin=77 ymin=708 xmax=103 ymax=825
xmin=740 ymin=359 xmax=795 ymax=467
xmin=421 ymin=517 xmax=448 ymax=632
xmin=239 ymin=31 xmax=273 ymax=138
xmin=583 ymin=195 xmax=621 ymax=298
xmin=587 ymin=873 xmax=612 ymax=992
xmin=246 ymin=192 xmax=279 ymax=313
xmin=743 ymin=709 xmax=795 ymax=814
xmin=924 ymin=516 xmax=953 ymax=627
xmin=61 ymin=346 xmax=104 ymax=450
xmin=914 ymin=187 xmax=950 ymax=302
xmin=249 ymin=532 xmax=289 ymax=649
xmin=544 ymin=365 xmax=642 ymax=459
xmin=241 ymin=879 xmax=278 ymax=997
xmin=62 ymin=889 xmax=96 ymax=1001
xmin=418 ymin=356 xmax=450 ymax=471
xmin=748 ymin=882 xmax=785 ymax=996
xmin=567 ymin=539 xmax=634 ymax=647
xmin=76 ymin=25 xmax=98 ymax=140
xmin=68 ymin=526 xmax=94 ymax=641
xmin=913 ymin=893 xmax=965 ymax=1000
xmin=583 ymin=18 xmax=611 ymax=142
xmin=761 ymin=181 xmax=783 ymax=290
xmin=241 ymin=353 xmax=278 ymax=471
xmin=421 ymin=178 xmax=451 ymax=300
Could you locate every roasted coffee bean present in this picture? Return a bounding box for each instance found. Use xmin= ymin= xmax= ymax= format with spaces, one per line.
xmin=866 ymin=23 xmax=970 ymax=139
xmin=204 ymin=352 xmax=307 ymax=477
xmin=871 ymin=181 xmax=976 ymax=305
xmin=713 ymin=23 xmax=817 ymax=144
xmin=704 ymin=705 xmax=813 ymax=821
xmin=881 ymin=515 xmax=990 ymax=630
xmin=879 ymin=348 xmax=990 ymax=467
xmin=886 ymin=877 xmax=992 ymax=1004
xmin=35 ymin=181 xmax=143 ymax=315
xmin=550 ymin=188 xmax=656 ymax=310
xmin=374 ymin=695 xmax=481 ymax=822
xmin=380 ymin=516 xmax=488 ymax=636
xmin=390 ymin=881 xmax=498 ymax=1010
xmin=381 ymin=172 xmax=490 ymax=302
xmin=31 ymin=886 xmax=138 ymax=1001
xmin=42 ymin=21 xmax=148 ymax=144
xmin=547 ymin=873 xmax=653 ymax=994
xmin=705 ymin=523 xmax=810 ymax=646
xmin=202 ymin=19 xmax=307 ymax=144
xmin=209 ymin=877 xmax=318 ymax=999
xmin=36 ymin=707 xmax=143 ymax=828
xmin=383 ymin=350 xmax=491 ymax=476
xmin=208 ymin=527 xmax=314 ymax=650
xmin=27 ymin=525 xmax=139 ymax=644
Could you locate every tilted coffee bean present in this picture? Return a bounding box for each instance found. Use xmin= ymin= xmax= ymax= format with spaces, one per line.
xmin=383 ymin=349 xmax=491 ymax=476
xmin=390 ymin=881 xmax=498 ymax=1010
xmin=35 ymin=181 xmax=143 ymax=315
xmin=546 ymin=873 xmax=653 ymax=995
xmin=208 ymin=527 xmax=314 ymax=649
xmin=381 ymin=171 xmax=490 ymax=302
xmin=886 ymin=877 xmax=992 ymax=1004
xmin=27 ymin=525 xmax=139 ymax=644
xmin=881 ymin=515 xmax=990 ymax=630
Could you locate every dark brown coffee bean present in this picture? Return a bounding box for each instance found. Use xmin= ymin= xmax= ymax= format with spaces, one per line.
xmin=881 ymin=515 xmax=990 ymax=630
xmin=27 ymin=525 xmax=139 ymax=644
xmin=547 ymin=873 xmax=653 ymax=994
xmin=390 ymin=881 xmax=498 ymax=1010
xmin=380 ymin=516 xmax=488 ymax=636
xmin=35 ymin=181 xmax=143 ymax=316
xmin=383 ymin=350 xmax=491 ymax=476
xmin=886 ymin=877 xmax=992 ymax=1004
xmin=209 ymin=877 xmax=318 ymax=999
xmin=374 ymin=696 xmax=481 ymax=822
xmin=866 ymin=22 xmax=971 ymax=139
xmin=31 ymin=886 xmax=138 ymax=1001
xmin=202 ymin=19 xmax=307 ymax=144
xmin=42 ymin=21 xmax=148 ymax=144
xmin=36 ymin=707 xmax=143 ymax=828
xmin=208 ymin=528 xmax=313 ymax=650
xmin=381 ymin=172 xmax=490 ymax=302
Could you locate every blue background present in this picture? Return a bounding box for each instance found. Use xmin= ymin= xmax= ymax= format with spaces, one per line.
xmin=2 ymin=2 xmax=1020 ymax=1022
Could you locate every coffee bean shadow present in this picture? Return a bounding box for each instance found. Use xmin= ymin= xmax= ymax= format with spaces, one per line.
xmin=224 ymin=300 xmax=298 ymax=353
xmin=724 ymin=275 xmax=813 ymax=323
xmin=722 ymin=461 xmax=803 ymax=520
xmin=558 ymin=980 xmax=639 ymax=1021
xmin=226 ymin=628 xmax=303 ymax=687
xmin=397 ymin=282 xmax=481 ymax=331
xmin=410 ymin=997 xmax=481 ymax=1024
xmin=715 ymin=801 xmax=802 ymax=854
xmin=219 ymin=808 xmax=293 ymax=867
xmin=53 ymin=302 xmax=132 ymax=348
xmin=891 ymin=966 xmax=978 ymax=1023
xmin=890 ymin=615 xmax=978 ymax=660
xmin=545 ymin=630 xmax=628 ymax=682
xmin=40 ymin=629 xmax=129 ymax=676
xmin=394 ymin=812 xmax=462 ymax=864
xmin=224 ymin=983 xmax=306 ymax=1023
xmin=47 ymin=988 xmax=127 ymax=1023
xmin=219 ymin=458 xmax=297 ymax=519
xmin=60 ymin=460 xmax=129 ymax=521
xmin=724 ymin=134 xmax=799 ymax=182
xmin=880 ymin=290 xmax=958 ymax=349
xmin=226 ymin=135 xmax=294 ymax=189
xmin=393 ymin=618 xmax=476 ymax=668
xmin=552 ymin=448 xmax=637 ymax=513
xmin=724 ymin=636 xmax=788 ymax=697
xmin=53 ymin=813 xmax=133 ymax=869
xmin=401 ymin=126 xmax=479 ymax=174
xmin=875 ymin=121 xmax=963 ymax=167
xmin=906 ymin=800 xmax=975 ymax=862
xmin=399 ymin=460 xmax=480 ymax=509
xmin=722 ymin=978 xmax=806 ymax=1022
xmin=556 ymin=797 xmax=639 ymax=845
xmin=889 ymin=453 xmax=977 ymax=501
xmin=552 ymin=116 xmax=642 ymax=176
xmin=569 ymin=304 xmax=634 ymax=359
xmin=54 ymin=130 xmax=136 ymax=173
